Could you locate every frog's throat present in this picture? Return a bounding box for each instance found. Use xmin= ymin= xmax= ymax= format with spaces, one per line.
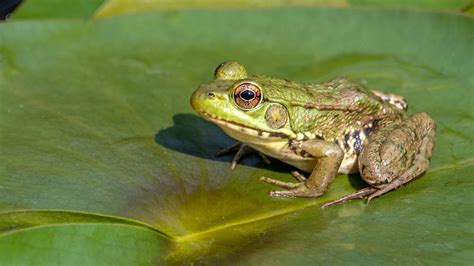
xmin=198 ymin=111 xmax=290 ymax=139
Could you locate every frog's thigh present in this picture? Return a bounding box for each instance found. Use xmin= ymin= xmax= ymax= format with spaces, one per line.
xmin=359 ymin=112 xmax=436 ymax=196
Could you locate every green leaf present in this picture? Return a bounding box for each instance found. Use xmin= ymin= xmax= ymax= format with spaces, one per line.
xmin=0 ymin=223 xmax=170 ymax=265
xmin=93 ymin=0 xmax=347 ymax=18
xmin=93 ymin=0 xmax=471 ymax=18
xmin=11 ymin=0 xmax=472 ymax=20
xmin=12 ymin=0 xmax=105 ymax=19
xmin=1 ymin=7 xmax=473 ymax=264
xmin=349 ymin=0 xmax=472 ymax=11
xmin=0 ymin=210 xmax=167 ymax=236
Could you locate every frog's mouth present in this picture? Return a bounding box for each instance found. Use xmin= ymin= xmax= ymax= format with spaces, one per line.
xmin=199 ymin=111 xmax=289 ymax=139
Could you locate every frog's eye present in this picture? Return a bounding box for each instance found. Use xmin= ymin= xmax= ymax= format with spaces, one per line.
xmin=233 ymin=82 xmax=262 ymax=110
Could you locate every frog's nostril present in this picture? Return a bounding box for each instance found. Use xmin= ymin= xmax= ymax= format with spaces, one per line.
xmin=207 ymin=92 xmax=216 ymax=98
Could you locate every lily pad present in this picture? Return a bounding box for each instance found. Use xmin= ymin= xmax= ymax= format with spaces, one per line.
xmin=12 ymin=0 xmax=473 ymax=20
xmin=0 ymin=223 xmax=170 ymax=265
xmin=0 ymin=7 xmax=473 ymax=264
xmin=12 ymin=0 xmax=105 ymax=19
xmin=93 ymin=0 xmax=471 ymax=18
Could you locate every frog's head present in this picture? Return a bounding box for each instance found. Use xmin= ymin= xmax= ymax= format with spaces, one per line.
xmin=191 ymin=61 xmax=295 ymax=143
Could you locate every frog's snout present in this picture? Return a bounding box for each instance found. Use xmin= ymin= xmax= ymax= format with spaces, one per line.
xmin=190 ymin=87 xmax=217 ymax=114
xmin=190 ymin=88 xmax=202 ymax=112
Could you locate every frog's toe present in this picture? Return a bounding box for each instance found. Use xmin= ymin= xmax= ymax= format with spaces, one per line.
xmin=269 ymin=186 xmax=322 ymax=198
xmin=260 ymin=176 xmax=301 ymax=189
xmin=366 ymin=187 xmax=391 ymax=203
xmin=321 ymin=187 xmax=377 ymax=208
xmin=217 ymin=142 xmax=271 ymax=169
xmin=230 ymin=144 xmax=254 ymax=169
xmin=291 ymin=171 xmax=307 ymax=182
xmin=215 ymin=142 xmax=242 ymax=157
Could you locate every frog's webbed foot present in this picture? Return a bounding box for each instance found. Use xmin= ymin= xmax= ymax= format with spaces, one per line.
xmin=216 ymin=142 xmax=270 ymax=169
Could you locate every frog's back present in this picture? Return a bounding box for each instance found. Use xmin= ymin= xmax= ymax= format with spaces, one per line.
xmin=257 ymin=76 xmax=379 ymax=110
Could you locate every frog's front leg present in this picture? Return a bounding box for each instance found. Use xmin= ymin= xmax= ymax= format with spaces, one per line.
xmin=216 ymin=142 xmax=270 ymax=169
xmin=261 ymin=140 xmax=344 ymax=197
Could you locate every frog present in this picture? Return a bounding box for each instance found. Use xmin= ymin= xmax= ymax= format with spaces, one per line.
xmin=190 ymin=61 xmax=436 ymax=207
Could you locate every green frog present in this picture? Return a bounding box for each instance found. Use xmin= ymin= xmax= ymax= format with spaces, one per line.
xmin=190 ymin=61 xmax=436 ymax=207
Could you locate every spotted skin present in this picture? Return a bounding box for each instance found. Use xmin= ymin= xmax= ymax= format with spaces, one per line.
xmin=353 ymin=130 xmax=363 ymax=154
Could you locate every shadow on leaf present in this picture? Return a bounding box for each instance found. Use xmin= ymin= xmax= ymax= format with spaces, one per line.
xmin=155 ymin=114 xmax=290 ymax=173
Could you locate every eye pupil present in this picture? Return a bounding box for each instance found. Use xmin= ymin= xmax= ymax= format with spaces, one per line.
xmin=240 ymin=90 xmax=255 ymax=101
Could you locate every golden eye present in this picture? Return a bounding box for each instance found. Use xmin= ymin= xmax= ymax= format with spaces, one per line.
xmin=233 ymin=82 xmax=262 ymax=110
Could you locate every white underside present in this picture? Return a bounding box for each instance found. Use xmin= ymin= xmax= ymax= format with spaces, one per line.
xmin=218 ymin=123 xmax=359 ymax=174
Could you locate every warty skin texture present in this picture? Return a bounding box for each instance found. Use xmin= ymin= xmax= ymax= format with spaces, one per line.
xmin=191 ymin=61 xmax=435 ymax=206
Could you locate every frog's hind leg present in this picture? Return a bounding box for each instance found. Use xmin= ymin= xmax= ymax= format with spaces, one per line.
xmin=321 ymin=112 xmax=436 ymax=207
xmin=360 ymin=112 xmax=435 ymax=202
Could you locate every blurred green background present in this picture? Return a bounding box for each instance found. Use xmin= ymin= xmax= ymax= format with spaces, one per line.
xmin=1 ymin=0 xmax=473 ymax=265
xmin=6 ymin=0 xmax=474 ymax=19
